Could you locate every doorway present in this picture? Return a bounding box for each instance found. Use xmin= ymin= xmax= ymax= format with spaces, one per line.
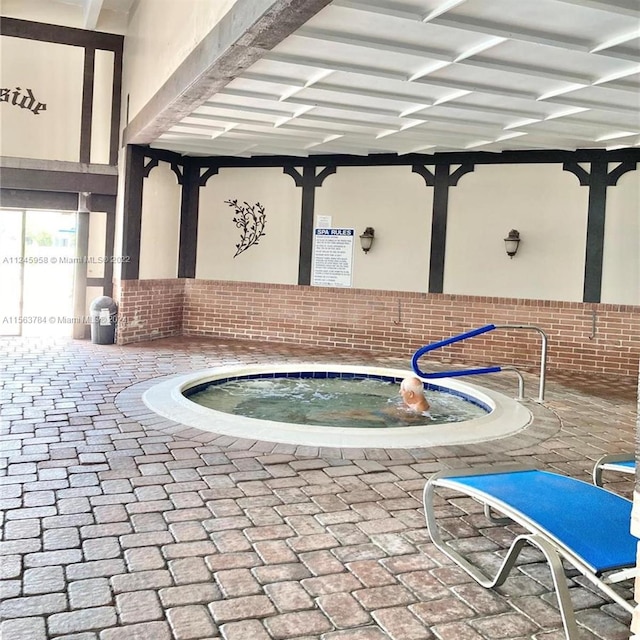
xmin=0 ymin=209 xmax=78 ymax=337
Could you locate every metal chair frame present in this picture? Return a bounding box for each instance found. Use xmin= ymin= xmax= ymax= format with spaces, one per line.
xmin=423 ymin=465 xmax=636 ymax=640
xmin=592 ymin=453 xmax=635 ymax=487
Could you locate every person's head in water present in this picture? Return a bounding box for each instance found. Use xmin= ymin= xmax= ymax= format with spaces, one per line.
xmin=399 ymin=376 xmax=430 ymax=413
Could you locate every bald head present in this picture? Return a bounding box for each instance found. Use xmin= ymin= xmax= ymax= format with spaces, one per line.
xmin=400 ymin=376 xmax=424 ymax=394
xmin=399 ymin=376 xmax=430 ymax=412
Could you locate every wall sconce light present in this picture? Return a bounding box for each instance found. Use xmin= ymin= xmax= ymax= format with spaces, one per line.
xmin=504 ymin=229 xmax=521 ymax=258
xmin=359 ymin=227 xmax=375 ymax=253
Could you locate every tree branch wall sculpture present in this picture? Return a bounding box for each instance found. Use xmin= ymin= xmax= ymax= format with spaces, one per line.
xmin=225 ymin=199 xmax=267 ymax=258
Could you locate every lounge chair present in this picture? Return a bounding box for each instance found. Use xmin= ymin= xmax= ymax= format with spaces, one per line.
xmin=423 ymin=465 xmax=636 ymax=640
xmin=592 ymin=453 xmax=635 ymax=487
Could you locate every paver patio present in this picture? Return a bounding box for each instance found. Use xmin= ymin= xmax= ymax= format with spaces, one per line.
xmin=1 ymin=335 xmax=636 ymax=640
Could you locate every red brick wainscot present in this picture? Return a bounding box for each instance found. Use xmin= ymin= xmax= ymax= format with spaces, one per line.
xmin=114 ymin=278 xmax=639 ymax=377
xmin=113 ymin=278 xmax=185 ymax=344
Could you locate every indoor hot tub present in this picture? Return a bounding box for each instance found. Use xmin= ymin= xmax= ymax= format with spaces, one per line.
xmin=143 ymin=364 xmax=532 ymax=449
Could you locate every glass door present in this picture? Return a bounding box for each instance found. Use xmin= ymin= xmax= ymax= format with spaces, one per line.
xmin=0 ymin=209 xmax=77 ymax=336
xmin=0 ymin=210 xmax=25 ymax=336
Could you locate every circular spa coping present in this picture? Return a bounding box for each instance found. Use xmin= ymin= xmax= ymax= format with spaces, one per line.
xmin=142 ymin=364 xmax=533 ymax=449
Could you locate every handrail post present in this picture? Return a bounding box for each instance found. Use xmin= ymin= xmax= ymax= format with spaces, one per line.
xmin=501 ymin=367 xmax=525 ymax=401
xmin=495 ymin=325 xmax=548 ymax=402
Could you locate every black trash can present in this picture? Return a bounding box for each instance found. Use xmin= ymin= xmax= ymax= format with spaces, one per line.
xmin=90 ymin=296 xmax=118 ymax=345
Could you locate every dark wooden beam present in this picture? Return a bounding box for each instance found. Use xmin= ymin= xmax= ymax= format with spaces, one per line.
xmin=109 ymin=47 xmax=123 ymax=165
xmin=0 ymin=189 xmax=78 ymax=210
xmin=0 ymin=16 xmax=123 ymax=50
xmin=0 ymin=167 xmax=117 ymax=194
xmin=583 ymin=161 xmax=608 ymax=303
xmin=178 ymin=162 xmax=203 ymax=278
xmin=87 ymin=195 xmax=117 ymax=297
xmin=283 ymin=164 xmax=336 ymax=285
xmin=298 ymin=166 xmax=316 ymax=286
xmin=429 ymin=165 xmax=451 ymax=294
xmin=194 ymin=148 xmax=640 ymax=169
xmin=80 ymin=48 xmax=95 ymax=164
xmin=564 ymin=159 xmax=638 ymax=303
xmin=120 ymin=145 xmax=145 ymax=279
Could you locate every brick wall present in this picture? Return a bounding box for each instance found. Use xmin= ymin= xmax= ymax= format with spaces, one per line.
xmin=114 ymin=279 xmax=185 ymax=344
xmin=115 ymin=278 xmax=639 ymax=377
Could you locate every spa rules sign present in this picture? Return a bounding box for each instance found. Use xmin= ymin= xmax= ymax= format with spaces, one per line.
xmin=311 ymin=228 xmax=355 ymax=288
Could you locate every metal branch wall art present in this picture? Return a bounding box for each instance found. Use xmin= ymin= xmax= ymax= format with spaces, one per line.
xmin=225 ymin=199 xmax=267 ymax=258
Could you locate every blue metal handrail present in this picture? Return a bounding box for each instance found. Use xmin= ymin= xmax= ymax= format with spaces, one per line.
xmin=412 ymin=324 xmax=548 ymax=402
xmin=411 ymin=324 xmax=497 ymax=378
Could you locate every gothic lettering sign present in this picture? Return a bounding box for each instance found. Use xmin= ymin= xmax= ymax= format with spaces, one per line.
xmin=0 ymin=87 xmax=47 ymax=115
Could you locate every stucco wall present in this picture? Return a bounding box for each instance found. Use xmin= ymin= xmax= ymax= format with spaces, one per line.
xmin=122 ymin=0 xmax=238 ymax=123
xmin=139 ymin=162 xmax=181 ymax=279
xmin=315 ymin=166 xmax=432 ymax=292
xmin=445 ymin=164 xmax=589 ymax=301
xmin=196 ymin=167 xmax=301 ymax=284
xmin=0 ymin=0 xmax=129 ymax=33
xmin=133 ymin=157 xmax=638 ymax=305
xmin=0 ymin=37 xmax=83 ymax=162
xmin=0 ymin=33 xmax=117 ymax=164
xmin=601 ymin=168 xmax=640 ymax=305
xmin=90 ymin=50 xmax=115 ymax=165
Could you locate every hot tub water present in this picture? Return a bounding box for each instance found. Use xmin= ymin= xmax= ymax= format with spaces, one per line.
xmin=185 ymin=376 xmax=487 ymax=428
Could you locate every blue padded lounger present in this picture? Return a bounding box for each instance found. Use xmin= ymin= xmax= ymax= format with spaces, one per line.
xmin=423 ymin=466 xmax=636 ymax=640
xmin=592 ymin=453 xmax=635 ymax=487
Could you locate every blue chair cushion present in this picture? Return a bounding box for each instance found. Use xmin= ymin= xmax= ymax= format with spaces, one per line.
xmin=447 ymin=469 xmax=635 ymax=574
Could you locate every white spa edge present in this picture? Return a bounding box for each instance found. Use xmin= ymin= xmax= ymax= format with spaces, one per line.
xmin=142 ymin=364 xmax=533 ymax=449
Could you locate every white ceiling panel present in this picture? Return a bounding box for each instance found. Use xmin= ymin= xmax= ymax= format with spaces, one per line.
xmin=148 ymin=0 xmax=640 ymax=156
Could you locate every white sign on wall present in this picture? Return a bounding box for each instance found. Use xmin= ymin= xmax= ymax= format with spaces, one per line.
xmin=311 ymin=228 xmax=354 ymax=288
xmin=316 ymin=215 xmax=332 ymax=228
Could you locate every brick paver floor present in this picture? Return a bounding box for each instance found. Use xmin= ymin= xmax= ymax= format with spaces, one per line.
xmin=1 ymin=336 xmax=636 ymax=640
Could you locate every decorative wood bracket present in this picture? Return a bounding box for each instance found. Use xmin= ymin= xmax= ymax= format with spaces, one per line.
xmin=284 ymin=165 xmax=337 ymax=285
xmin=563 ymin=160 xmax=638 ymax=303
xmin=199 ymin=166 xmax=219 ymax=187
xmin=142 ymin=157 xmax=159 ymax=178
xmin=413 ymin=163 xmax=475 ymax=294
